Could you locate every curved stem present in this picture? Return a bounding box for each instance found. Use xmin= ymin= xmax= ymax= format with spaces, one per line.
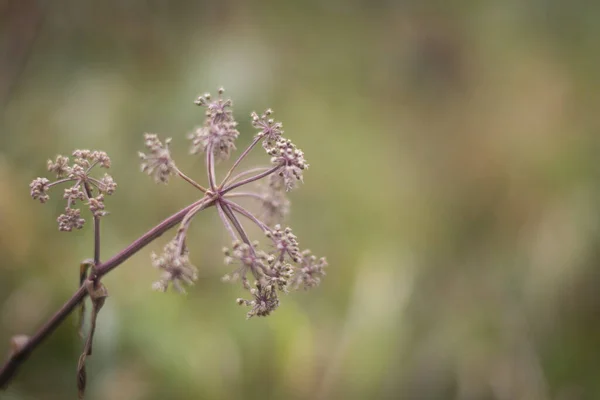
xmin=221 ymin=165 xmax=282 ymax=195
xmin=0 ymin=197 xmax=211 ymax=388
xmin=223 ymin=199 xmax=271 ymax=233
xmin=219 ymin=136 xmax=261 ymax=189
xmin=216 ymin=201 xmax=238 ymax=241
xmin=225 ymin=167 xmax=270 ymax=188
xmin=206 ymin=143 xmax=216 ymax=191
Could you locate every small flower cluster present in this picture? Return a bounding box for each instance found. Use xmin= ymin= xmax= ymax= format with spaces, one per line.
xmin=188 ymin=88 xmax=240 ymax=161
xmin=251 ymin=108 xmax=284 ymax=150
xmin=30 ymin=150 xmax=116 ymax=231
xmin=222 ymin=224 xmax=325 ymax=318
xmin=267 ymin=138 xmax=309 ymax=191
xmin=141 ymin=88 xmax=326 ymax=319
xmin=151 ymin=240 xmax=198 ymax=293
xmin=139 ymin=134 xmax=177 ymax=184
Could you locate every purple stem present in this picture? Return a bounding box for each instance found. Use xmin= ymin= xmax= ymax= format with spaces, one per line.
xmin=221 ymin=165 xmax=282 ymax=195
xmin=220 ymin=136 xmax=261 ymax=188
xmin=206 ymin=143 xmax=216 ymax=191
xmin=216 ymin=201 xmax=238 ymax=241
xmin=223 ymin=199 xmax=271 ymax=233
xmin=0 ymin=197 xmax=212 ymax=388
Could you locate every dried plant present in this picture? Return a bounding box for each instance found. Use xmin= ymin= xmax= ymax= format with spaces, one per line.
xmin=0 ymin=88 xmax=327 ymax=397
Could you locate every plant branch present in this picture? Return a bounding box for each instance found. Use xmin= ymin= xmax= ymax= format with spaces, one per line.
xmin=223 ymin=199 xmax=271 ymax=233
xmin=221 ymin=165 xmax=282 ymax=195
xmin=216 ymin=201 xmax=238 ymax=241
xmin=219 ymin=136 xmax=261 ymax=188
xmin=0 ymin=197 xmax=212 ymax=388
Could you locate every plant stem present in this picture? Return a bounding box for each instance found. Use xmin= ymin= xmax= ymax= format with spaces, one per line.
xmin=219 ymin=136 xmax=261 ymax=188
xmin=223 ymin=192 xmax=264 ymax=201
xmin=0 ymin=197 xmax=211 ymax=388
xmin=206 ymin=143 xmax=216 ymax=191
xmin=216 ymin=201 xmax=237 ymax=241
xmin=225 ymin=167 xmax=270 ymax=188
xmin=221 ymin=165 xmax=281 ymax=195
xmin=176 ymin=167 xmax=208 ymax=193
xmin=223 ymin=199 xmax=271 ymax=233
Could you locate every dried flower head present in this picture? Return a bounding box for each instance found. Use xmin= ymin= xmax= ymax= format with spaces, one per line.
xmin=236 ymin=282 xmax=280 ymax=319
xmin=258 ymin=184 xmax=290 ymax=226
xmin=267 ymin=261 xmax=294 ymax=293
xmin=222 ymin=241 xmax=269 ymax=288
xmin=98 ymin=174 xmax=117 ymax=195
xmin=139 ymin=88 xmax=326 ymax=318
xmin=30 ymin=178 xmax=50 ymax=203
xmin=139 ymin=134 xmax=177 ymax=184
xmin=189 ymin=89 xmax=239 ymax=161
xmin=251 ymin=108 xmax=284 ymax=149
xmin=47 ymin=155 xmax=70 ymax=178
xmin=30 ymin=149 xmax=116 ymax=231
xmin=57 ymin=207 xmax=85 ymax=232
xmin=292 ymin=250 xmax=328 ymax=290
xmin=88 ymin=194 xmax=107 ymax=217
xmin=266 ymin=225 xmax=301 ymax=263
xmin=151 ymin=240 xmax=198 ymax=293
xmin=268 ymin=138 xmax=308 ymax=191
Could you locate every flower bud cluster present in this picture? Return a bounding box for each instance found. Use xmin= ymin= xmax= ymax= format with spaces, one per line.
xmin=224 ymin=226 xmax=326 ymax=318
xmin=267 ymin=138 xmax=309 ymax=191
xmin=151 ymin=240 xmax=198 ymax=293
xmin=30 ymin=150 xmax=116 ymax=231
xmin=189 ymin=88 xmax=239 ymax=161
xmin=139 ymin=134 xmax=177 ymax=184
xmin=251 ymin=108 xmax=284 ymax=149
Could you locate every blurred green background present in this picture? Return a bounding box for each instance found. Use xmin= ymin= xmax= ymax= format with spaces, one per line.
xmin=2 ymin=0 xmax=600 ymax=399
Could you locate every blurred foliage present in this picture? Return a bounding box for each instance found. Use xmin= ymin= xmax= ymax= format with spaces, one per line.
xmin=1 ymin=0 xmax=600 ymax=399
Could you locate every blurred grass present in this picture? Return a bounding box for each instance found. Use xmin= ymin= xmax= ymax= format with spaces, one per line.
xmin=1 ymin=1 xmax=600 ymax=399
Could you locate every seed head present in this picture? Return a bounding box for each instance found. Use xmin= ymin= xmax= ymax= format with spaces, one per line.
xmin=222 ymin=241 xmax=270 ymax=287
xmin=63 ymin=186 xmax=86 ymax=202
xmin=57 ymin=207 xmax=85 ymax=231
xmin=236 ymin=282 xmax=280 ymax=319
xmin=268 ymin=138 xmax=308 ymax=191
xmin=151 ymin=240 xmax=198 ymax=293
xmin=98 ymin=173 xmax=117 ymax=195
xmin=266 ymin=225 xmax=301 ymax=263
xmin=88 ymin=194 xmax=107 ymax=217
xmin=292 ymin=250 xmax=328 ymax=290
xmin=251 ymin=108 xmax=284 ymax=149
xmin=30 ymin=178 xmax=50 ymax=203
xmin=139 ymin=134 xmax=177 ymax=184
xmin=47 ymin=155 xmax=70 ymax=178
xmin=189 ymin=88 xmax=239 ymax=161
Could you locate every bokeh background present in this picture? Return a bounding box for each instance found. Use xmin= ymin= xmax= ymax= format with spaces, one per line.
xmin=2 ymin=1 xmax=600 ymax=399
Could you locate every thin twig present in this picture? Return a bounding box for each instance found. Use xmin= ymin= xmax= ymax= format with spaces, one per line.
xmin=223 ymin=192 xmax=264 ymax=201
xmin=223 ymin=199 xmax=271 ymax=233
xmin=216 ymin=201 xmax=238 ymax=241
xmin=175 ymin=167 xmax=208 ymax=193
xmin=219 ymin=136 xmax=261 ymax=188
xmin=225 ymin=167 xmax=271 ymax=188
xmin=221 ymin=165 xmax=282 ymax=195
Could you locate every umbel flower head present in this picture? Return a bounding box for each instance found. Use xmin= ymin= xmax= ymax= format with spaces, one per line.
xmin=188 ymin=88 xmax=239 ymax=161
xmin=151 ymin=240 xmax=198 ymax=293
xmin=139 ymin=134 xmax=177 ymax=184
xmin=30 ymin=150 xmax=116 ymax=231
xmin=140 ymin=88 xmax=327 ymax=319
